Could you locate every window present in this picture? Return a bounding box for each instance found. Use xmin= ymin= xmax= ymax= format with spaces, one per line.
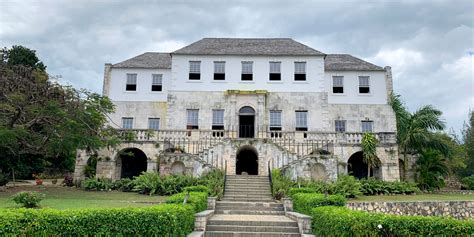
xmin=241 ymin=61 xmax=253 ymax=81
xmin=269 ymin=110 xmax=282 ymax=131
xmin=126 ymin=74 xmax=137 ymax=91
xmin=335 ymin=120 xmax=346 ymax=132
xmin=151 ymin=74 xmax=163 ymax=91
xmin=122 ymin=117 xmax=133 ymax=129
xmin=295 ymin=111 xmax=308 ymax=131
xmin=269 ymin=62 xmax=281 ymax=81
xmin=332 ymin=76 xmax=344 ymax=93
xmin=214 ymin=61 xmax=225 ymax=80
xmin=212 ymin=109 xmax=224 ymax=130
xmin=294 ymin=62 xmax=306 ymax=81
xmin=361 ymin=120 xmax=373 ymax=132
xmin=189 ymin=61 xmax=201 ymax=80
xmin=359 ymin=76 xmax=370 ymax=93
xmin=186 ymin=109 xmax=199 ymax=129
xmin=148 ymin=118 xmax=160 ymax=130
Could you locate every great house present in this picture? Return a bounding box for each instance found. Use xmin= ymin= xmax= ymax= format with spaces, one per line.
xmin=74 ymin=38 xmax=401 ymax=182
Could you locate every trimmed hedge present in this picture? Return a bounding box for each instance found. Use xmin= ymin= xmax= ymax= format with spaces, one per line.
xmin=166 ymin=191 xmax=208 ymax=212
xmin=183 ymin=185 xmax=209 ymax=193
xmin=288 ymin=187 xmax=316 ymax=198
xmin=311 ymin=206 xmax=474 ymax=236
xmin=0 ymin=204 xmax=195 ymax=236
xmin=292 ymin=193 xmax=346 ymax=215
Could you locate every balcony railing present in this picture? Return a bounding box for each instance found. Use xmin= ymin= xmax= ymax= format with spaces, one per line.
xmin=116 ymin=128 xmax=396 ymax=145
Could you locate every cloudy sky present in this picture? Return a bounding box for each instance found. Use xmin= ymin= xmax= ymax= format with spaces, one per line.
xmin=1 ymin=0 xmax=473 ymax=134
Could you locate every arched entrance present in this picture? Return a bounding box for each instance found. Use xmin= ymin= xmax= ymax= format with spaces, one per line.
xmin=239 ymin=106 xmax=255 ymax=138
xmin=347 ymin=151 xmax=380 ymax=179
xmin=117 ymin=148 xmax=147 ymax=179
xmin=236 ymin=146 xmax=258 ymax=175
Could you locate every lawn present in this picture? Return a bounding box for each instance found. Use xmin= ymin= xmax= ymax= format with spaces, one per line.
xmin=0 ymin=185 xmax=167 ymax=209
xmin=351 ymin=193 xmax=474 ymax=202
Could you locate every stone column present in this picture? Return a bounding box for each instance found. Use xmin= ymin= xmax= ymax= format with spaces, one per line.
xmin=102 ymin=63 xmax=112 ymax=96
xmin=384 ymin=66 xmax=393 ymax=99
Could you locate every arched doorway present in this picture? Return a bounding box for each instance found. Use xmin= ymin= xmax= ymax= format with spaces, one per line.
xmin=236 ymin=146 xmax=258 ymax=175
xmin=347 ymin=151 xmax=380 ymax=179
xmin=239 ymin=106 xmax=255 ymax=138
xmin=117 ymin=148 xmax=147 ymax=179
xmin=171 ymin=161 xmax=185 ymax=175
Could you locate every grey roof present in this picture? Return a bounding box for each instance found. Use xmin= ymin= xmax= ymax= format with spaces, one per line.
xmin=112 ymin=52 xmax=171 ymax=69
xmin=172 ymin=38 xmax=325 ymax=56
xmin=325 ymin=54 xmax=384 ymax=71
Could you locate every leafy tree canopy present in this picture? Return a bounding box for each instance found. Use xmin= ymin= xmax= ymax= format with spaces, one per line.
xmin=3 ymin=45 xmax=46 ymax=71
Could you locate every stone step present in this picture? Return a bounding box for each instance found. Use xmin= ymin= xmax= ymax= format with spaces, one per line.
xmin=214 ymin=210 xmax=285 ymax=215
xmin=225 ymin=184 xmax=271 ymax=188
xmin=224 ymin=194 xmax=273 ymax=199
xmin=224 ymin=191 xmax=272 ymax=195
xmin=215 ymin=205 xmax=284 ymax=211
xmin=204 ymin=231 xmax=300 ymax=237
xmin=207 ymin=215 xmax=298 ymax=227
xmin=224 ymin=188 xmax=271 ymax=192
xmin=206 ymin=225 xmax=300 ymax=233
xmin=227 ymin=175 xmax=269 ymax=179
xmin=216 ymin=201 xmax=282 ymax=208
xmin=221 ymin=198 xmax=275 ymax=202
xmin=225 ymin=182 xmax=270 ymax=186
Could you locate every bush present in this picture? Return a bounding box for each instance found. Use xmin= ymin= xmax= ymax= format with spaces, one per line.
xmin=330 ymin=175 xmax=362 ymax=198
xmin=132 ymin=172 xmax=200 ymax=196
xmin=0 ymin=173 xmax=9 ymax=186
xmin=292 ymin=193 xmax=346 ymax=215
xmin=360 ymin=178 xmax=419 ymax=195
xmin=113 ymin=178 xmax=135 ymax=192
xmin=63 ymin=175 xmax=74 ymax=187
xmin=12 ymin=191 xmax=45 ymax=208
xmin=288 ymin=187 xmax=316 ymax=198
xmin=271 ymin=169 xmax=295 ymax=200
xmin=198 ymin=169 xmax=224 ymax=199
xmin=461 ymin=175 xmax=474 ymax=190
xmin=166 ymin=191 xmax=208 ymax=212
xmin=183 ymin=185 xmax=209 ymax=193
xmin=0 ymin=204 xmax=195 ymax=236
xmin=132 ymin=172 xmax=162 ymax=195
xmin=311 ymin=206 xmax=474 ymax=236
xmin=83 ymin=155 xmax=98 ymax=178
xmin=82 ymin=178 xmax=113 ymax=191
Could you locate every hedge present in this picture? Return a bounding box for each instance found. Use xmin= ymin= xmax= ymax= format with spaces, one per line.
xmin=166 ymin=191 xmax=208 ymax=212
xmin=292 ymin=193 xmax=346 ymax=215
xmin=311 ymin=206 xmax=474 ymax=236
xmin=0 ymin=204 xmax=195 ymax=236
xmin=288 ymin=187 xmax=316 ymax=198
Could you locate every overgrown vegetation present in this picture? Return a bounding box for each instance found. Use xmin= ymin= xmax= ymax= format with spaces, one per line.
xmin=461 ymin=175 xmax=474 ymax=190
xmin=12 ymin=191 xmax=45 ymax=208
xmin=165 ymin=191 xmax=208 ymax=212
xmin=292 ymin=193 xmax=346 ymax=215
xmin=311 ymin=206 xmax=474 ymax=236
xmin=416 ymin=150 xmax=449 ymax=190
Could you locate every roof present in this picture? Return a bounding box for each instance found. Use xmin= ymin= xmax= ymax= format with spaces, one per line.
xmin=112 ymin=52 xmax=171 ymax=69
xmin=324 ymin=54 xmax=384 ymax=71
xmin=172 ymin=38 xmax=325 ymax=56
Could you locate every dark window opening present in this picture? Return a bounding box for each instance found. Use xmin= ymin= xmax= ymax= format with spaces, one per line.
xmin=214 ymin=73 xmax=225 ymax=80
xmin=189 ymin=73 xmax=200 ymax=80
xmin=269 ymin=73 xmax=281 ymax=81
xmin=333 ymin=87 xmax=344 ymax=93
xmin=151 ymin=85 xmax=162 ymax=91
xmin=241 ymin=74 xmax=253 ymax=81
xmin=212 ymin=125 xmax=224 ymax=130
xmin=294 ymin=74 xmax=306 ymax=81
xmin=359 ymin=87 xmax=370 ymax=93
xmin=187 ymin=125 xmax=199 ymax=130
xmin=296 ymin=127 xmax=308 ymax=131
xmin=236 ymin=147 xmax=258 ymax=175
xmin=126 ymin=84 xmax=136 ymax=91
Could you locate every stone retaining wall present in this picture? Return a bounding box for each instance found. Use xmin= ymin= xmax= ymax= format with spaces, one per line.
xmin=347 ymin=201 xmax=474 ymax=220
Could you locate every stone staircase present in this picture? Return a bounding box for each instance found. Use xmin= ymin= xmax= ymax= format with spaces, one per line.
xmin=204 ymin=175 xmax=300 ymax=237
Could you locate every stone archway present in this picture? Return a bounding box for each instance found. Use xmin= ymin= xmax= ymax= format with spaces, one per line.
xmin=310 ymin=163 xmax=328 ymax=181
xmin=170 ymin=161 xmax=185 ymax=175
xmin=347 ymin=151 xmax=380 ymax=179
xmin=236 ymin=146 xmax=258 ymax=175
xmin=116 ymin=148 xmax=147 ymax=179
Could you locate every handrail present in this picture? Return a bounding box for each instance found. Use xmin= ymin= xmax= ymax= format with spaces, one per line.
xmin=268 ymin=159 xmax=273 ymax=199
xmin=223 ymin=160 xmax=227 ymax=198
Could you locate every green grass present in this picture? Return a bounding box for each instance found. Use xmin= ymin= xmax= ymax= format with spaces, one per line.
xmin=0 ymin=186 xmax=167 ymax=209
xmin=351 ymin=193 xmax=474 ymax=202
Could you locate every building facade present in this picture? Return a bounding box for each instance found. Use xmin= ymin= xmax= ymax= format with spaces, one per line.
xmin=74 ymin=38 xmax=400 ymax=182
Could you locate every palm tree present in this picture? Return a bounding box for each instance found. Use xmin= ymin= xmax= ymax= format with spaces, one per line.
xmin=416 ymin=150 xmax=449 ymax=190
xmin=389 ymin=93 xmax=451 ymax=180
xmin=361 ymin=133 xmax=380 ymax=177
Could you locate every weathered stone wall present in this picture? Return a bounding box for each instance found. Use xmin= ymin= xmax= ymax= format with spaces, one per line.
xmin=347 ymin=201 xmax=474 ymax=220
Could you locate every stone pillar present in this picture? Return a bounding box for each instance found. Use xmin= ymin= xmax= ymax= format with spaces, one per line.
xmin=73 ymin=149 xmax=88 ymax=182
xmin=102 ymin=63 xmax=112 ymax=96
xmin=147 ymin=160 xmax=158 ymax=172
xmin=384 ymin=66 xmax=393 ymax=99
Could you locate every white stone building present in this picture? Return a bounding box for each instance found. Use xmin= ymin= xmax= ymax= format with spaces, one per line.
xmin=74 ymin=38 xmax=401 ymax=182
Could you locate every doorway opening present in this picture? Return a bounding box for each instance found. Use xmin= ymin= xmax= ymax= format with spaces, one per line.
xmin=117 ymin=148 xmax=147 ymax=179
xmin=236 ymin=146 xmax=258 ymax=175
xmin=239 ymin=106 xmax=255 ymax=138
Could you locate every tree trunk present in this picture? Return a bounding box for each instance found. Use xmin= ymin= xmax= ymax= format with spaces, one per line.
xmin=403 ymin=148 xmax=408 ymax=181
xmin=11 ymin=167 xmax=15 ymax=187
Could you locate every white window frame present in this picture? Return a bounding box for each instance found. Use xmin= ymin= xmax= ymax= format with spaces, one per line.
xmin=241 ymin=61 xmax=253 ymax=74
xmin=126 ymin=74 xmax=137 ymax=91
xmin=295 ymin=111 xmax=308 ymax=129
xmin=212 ymin=109 xmax=224 ymax=126
xmin=361 ymin=120 xmax=374 ymax=133
xmin=269 ymin=110 xmax=282 ymax=129
xmin=189 ymin=61 xmax=201 ymax=73
xmin=335 ymin=120 xmax=346 ymax=132
xmin=359 ymin=76 xmax=371 ymax=94
xmin=294 ymin=62 xmax=306 ymax=74
xmin=151 ymin=74 xmax=163 ymax=92
xmin=186 ymin=109 xmax=199 ymax=127
xmin=214 ymin=61 xmax=225 ymax=74
xmin=332 ymin=76 xmax=344 ymax=94
xmin=148 ymin=118 xmax=160 ymax=130
xmin=122 ymin=117 xmax=134 ymax=129
xmin=269 ymin=62 xmax=281 ymax=73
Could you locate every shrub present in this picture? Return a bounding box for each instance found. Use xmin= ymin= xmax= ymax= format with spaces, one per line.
xmin=271 ymin=169 xmax=295 ymax=200
xmin=63 ymin=175 xmax=74 ymax=187
xmin=132 ymin=172 xmax=162 ymax=195
xmin=166 ymin=191 xmax=208 ymax=212
xmin=311 ymin=206 xmax=474 ymax=236
xmin=360 ymin=178 xmax=419 ymax=195
xmin=112 ymin=178 xmax=135 ymax=192
xmin=160 ymin=175 xmax=199 ymax=195
xmin=0 ymin=204 xmax=195 ymax=236
xmin=292 ymin=193 xmax=346 ymax=215
xmin=83 ymin=155 xmax=98 ymax=178
xmin=82 ymin=178 xmax=113 ymax=191
xmin=330 ymin=175 xmax=362 ymax=198
xmin=198 ymin=169 xmax=224 ymax=199
xmin=416 ymin=150 xmax=449 ymax=191
xmin=0 ymin=173 xmax=9 ymax=186
xmin=297 ymin=179 xmax=328 ymax=193
xmin=183 ymin=185 xmax=209 ymax=193
xmin=288 ymin=187 xmax=316 ymax=197
xmin=461 ymin=175 xmax=474 ymax=190
xmin=12 ymin=191 xmax=45 ymax=208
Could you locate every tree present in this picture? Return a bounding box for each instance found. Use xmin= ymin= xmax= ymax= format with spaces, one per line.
xmin=461 ymin=111 xmax=474 ymax=177
xmin=361 ymin=132 xmax=380 ymax=177
xmin=389 ymin=93 xmax=451 ymax=180
xmin=3 ymin=45 xmax=46 ymax=71
xmin=415 ymin=150 xmax=449 ymax=190
xmin=0 ymin=64 xmax=119 ymax=179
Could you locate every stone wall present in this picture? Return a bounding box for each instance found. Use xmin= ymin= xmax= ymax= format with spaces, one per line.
xmin=347 ymin=201 xmax=474 ymax=220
